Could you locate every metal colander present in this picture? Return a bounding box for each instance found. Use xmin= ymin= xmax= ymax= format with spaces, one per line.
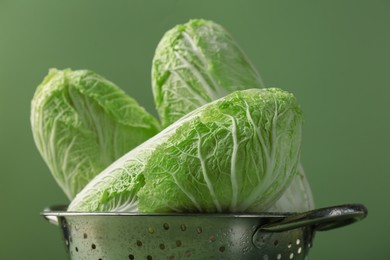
xmin=42 ymin=204 xmax=367 ymax=260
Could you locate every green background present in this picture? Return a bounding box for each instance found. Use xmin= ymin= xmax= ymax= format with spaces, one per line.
xmin=0 ymin=1 xmax=388 ymax=259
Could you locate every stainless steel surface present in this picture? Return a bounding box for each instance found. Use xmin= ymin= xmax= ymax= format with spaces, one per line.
xmin=42 ymin=204 xmax=367 ymax=260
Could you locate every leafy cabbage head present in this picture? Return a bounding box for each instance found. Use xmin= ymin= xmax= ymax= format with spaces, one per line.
xmin=151 ymin=19 xmax=314 ymax=212
xmin=31 ymin=69 xmax=161 ymax=199
xmin=69 ymin=88 xmax=303 ymax=213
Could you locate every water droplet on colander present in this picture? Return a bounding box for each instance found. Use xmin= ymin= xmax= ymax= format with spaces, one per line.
xmin=241 ymin=246 xmax=250 ymax=254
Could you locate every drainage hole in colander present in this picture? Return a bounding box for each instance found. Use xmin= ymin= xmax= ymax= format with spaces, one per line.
xmin=146 ymin=255 xmax=153 ymax=260
xmin=184 ymin=250 xmax=192 ymax=257
xmin=276 ymin=253 xmax=282 ymax=259
xmin=148 ymin=227 xmax=155 ymax=234
xmin=209 ymin=235 xmax=216 ymax=242
xmin=91 ymin=243 xmax=96 ymax=250
xmin=289 ymin=252 xmax=295 ymax=259
xmin=296 ymin=239 xmax=301 ymax=245
xmin=288 ymin=242 xmax=292 ymax=248
xmin=273 ymin=240 xmax=279 ymax=247
xmin=219 ymin=246 xmax=225 ymax=253
xmin=136 ymin=240 xmax=142 ymax=247
xmin=169 ymin=256 xmax=175 ymax=260
xmin=262 ymin=255 xmax=269 ymax=260
xmin=163 ymin=223 xmax=170 ymax=230
xmin=297 ymin=247 xmax=302 ymax=254
xmin=176 ymin=240 xmax=182 ymax=247
xmin=159 ymin=243 xmax=165 ymax=250
xmin=75 ymin=247 xmax=79 ymax=252
xmin=180 ymin=224 xmax=187 ymax=231
xmin=128 ymin=254 xmax=134 ymax=259
xmin=83 ymin=233 xmax=88 ymax=239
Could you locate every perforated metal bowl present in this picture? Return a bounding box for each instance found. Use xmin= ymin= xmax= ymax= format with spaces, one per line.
xmin=42 ymin=204 xmax=367 ymax=260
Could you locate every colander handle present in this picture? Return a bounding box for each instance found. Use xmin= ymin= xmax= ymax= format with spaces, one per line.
xmin=41 ymin=205 xmax=67 ymax=226
xmin=259 ymin=203 xmax=367 ymax=232
xmin=42 ymin=214 xmax=59 ymax=226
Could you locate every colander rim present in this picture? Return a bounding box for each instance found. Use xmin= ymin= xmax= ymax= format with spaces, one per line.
xmin=41 ymin=205 xmax=291 ymax=218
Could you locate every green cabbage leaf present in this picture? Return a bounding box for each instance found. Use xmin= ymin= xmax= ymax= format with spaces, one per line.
xmin=152 ymin=19 xmax=264 ymax=128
